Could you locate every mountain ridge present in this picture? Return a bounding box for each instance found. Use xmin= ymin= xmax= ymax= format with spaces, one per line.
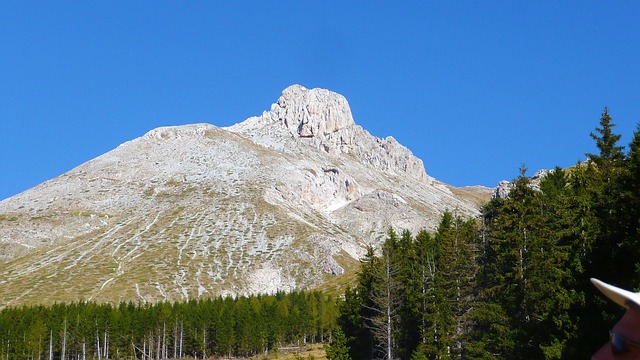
xmin=0 ymin=85 xmax=492 ymax=306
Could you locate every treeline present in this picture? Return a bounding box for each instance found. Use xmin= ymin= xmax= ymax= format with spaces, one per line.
xmin=333 ymin=108 xmax=640 ymax=359
xmin=0 ymin=291 xmax=337 ymax=360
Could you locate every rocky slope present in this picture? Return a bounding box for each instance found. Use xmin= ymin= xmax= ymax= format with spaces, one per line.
xmin=0 ymin=85 xmax=492 ymax=306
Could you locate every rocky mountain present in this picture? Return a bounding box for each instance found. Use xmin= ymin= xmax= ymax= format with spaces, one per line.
xmin=0 ymin=85 xmax=492 ymax=307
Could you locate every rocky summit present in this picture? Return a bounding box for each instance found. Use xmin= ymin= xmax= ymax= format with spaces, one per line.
xmin=0 ymin=85 xmax=492 ymax=306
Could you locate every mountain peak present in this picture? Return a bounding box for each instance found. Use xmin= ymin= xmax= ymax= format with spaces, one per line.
xmin=228 ymin=85 xmax=431 ymax=185
xmin=280 ymin=83 xmax=309 ymax=97
xmin=277 ymin=84 xmax=355 ymax=137
xmin=0 ymin=86 xmax=493 ymax=305
xmin=228 ymin=85 xmax=355 ymax=138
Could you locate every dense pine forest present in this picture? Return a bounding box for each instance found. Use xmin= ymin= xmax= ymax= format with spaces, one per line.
xmin=331 ymin=108 xmax=640 ymax=359
xmin=3 ymin=108 xmax=640 ymax=360
xmin=0 ymin=292 xmax=337 ymax=360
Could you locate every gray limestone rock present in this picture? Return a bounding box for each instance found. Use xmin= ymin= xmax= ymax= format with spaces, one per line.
xmin=0 ymin=85 xmax=493 ymax=305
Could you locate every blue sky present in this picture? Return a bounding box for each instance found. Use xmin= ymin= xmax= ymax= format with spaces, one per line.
xmin=1 ymin=2 xmax=639 ymax=201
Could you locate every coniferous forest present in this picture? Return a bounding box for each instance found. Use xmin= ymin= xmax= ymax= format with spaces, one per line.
xmin=332 ymin=108 xmax=640 ymax=359
xmin=3 ymin=108 xmax=640 ymax=360
xmin=0 ymin=292 xmax=337 ymax=360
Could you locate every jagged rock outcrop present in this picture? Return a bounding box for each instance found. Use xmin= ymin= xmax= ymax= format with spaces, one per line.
xmin=227 ymin=85 xmax=430 ymax=184
xmin=0 ymin=85 xmax=492 ymax=306
xmin=277 ymin=84 xmax=355 ymax=137
xmin=493 ymin=180 xmax=513 ymax=199
xmin=492 ymin=169 xmax=552 ymax=199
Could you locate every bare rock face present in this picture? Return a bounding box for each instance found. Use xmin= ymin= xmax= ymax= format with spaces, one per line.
xmin=493 ymin=180 xmax=513 ymax=199
xmin=228 ymin=85 xmax=430 ymax=184
xmin=230 ymin=84 xmax=353 ymax=137
xmin=0 ymin=85 xmax=490 ymax=306
xmin=276 ymin=84 xmax=355 ymax=137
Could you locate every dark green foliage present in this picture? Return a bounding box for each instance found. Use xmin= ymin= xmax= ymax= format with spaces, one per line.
xmin=339 ymin=216 xmax=479 ymax=359
xmin=0 ymin=291 xmax=338 ymax=360
xmin=620 ymin=125 xmax=640 ymax=273
xmin=338 ymin=108 xmax=640 ymax=359
xmin=325 ymin=327 xmax=351 ymax=360
xmin=469 ymin=166 xmax=585 ymax=359
xmin=587 ymin=107 xmax=624 ymax=167
xmin=464 ymin=302 xmax=514 ymax=359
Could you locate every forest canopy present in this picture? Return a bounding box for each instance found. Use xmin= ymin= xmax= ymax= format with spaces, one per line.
xmin=335 ymin=108 xmax=640 ymax=359
xmin=0 ymin=292 xmax=337 ymax=360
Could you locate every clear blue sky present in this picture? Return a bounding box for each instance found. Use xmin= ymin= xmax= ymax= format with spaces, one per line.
xmin=1 ymin=2 xmax=639 ymax=201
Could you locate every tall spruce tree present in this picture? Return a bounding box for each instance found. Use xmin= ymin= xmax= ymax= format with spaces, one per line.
xmin=587 ymin=107 xmax=624 ymax=169
xmin=619 ymin=124 xmax=640 ymax=285
xmin=325 ymin=327 xmax=351 ymax=360
xmin=470 ymin=167 xmax=549 ymax=358
xmin=339 ymin=246 xmax=377 ymax=359
xmin=585 ymin=107 xmax=626 ymax=284
xmin=409 ymin=230 xmax=438 ymax=359
xmin=575 ymin=109 xmax=628 ymax=357
xmin=531 ymin=168 xmax=583 ymax=359
xmin=365 ymin=229 xmax=403 ymax=360
xmin=422 ymin=211 xmax=477 ymax=359
xmin=466 ymin=195 xmax=516 ymax=359
xmin=395 ymin=230 xmax=423 ymax=359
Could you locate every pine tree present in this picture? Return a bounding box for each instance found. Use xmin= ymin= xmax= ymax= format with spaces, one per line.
xmin=618 ymin=124 xmax=640 ymax=285
xmin=574 ymin=109 xmax=628 ymax=357
xmin=365 ymin=229 xmax=403 ymax=360
xmin=463 ymin=301 xmax=514 ymax=359
xmin=423 ymin=211 xmax=478 ymax=359
xmin=395 ymin=230 xmax=426 ymax=359
xmin=530 ymin=168 xmax=583 ymax=359
xmin=587 ymin=107 xmax=624 ymax=168
xmin=412 ymin=229 xmax=437 ymax=351
xmin=325 ymin=327 xmax=351 ymax=360
xmin=338 ymin=246 xmax=377 ymax=359
xmin=425 ymin=211 xmax=458 ymax=359
xmin=470 ymin=167 xmax=546 ymax=358
xmin=585 ymin=107 xmax=626 ymax=283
